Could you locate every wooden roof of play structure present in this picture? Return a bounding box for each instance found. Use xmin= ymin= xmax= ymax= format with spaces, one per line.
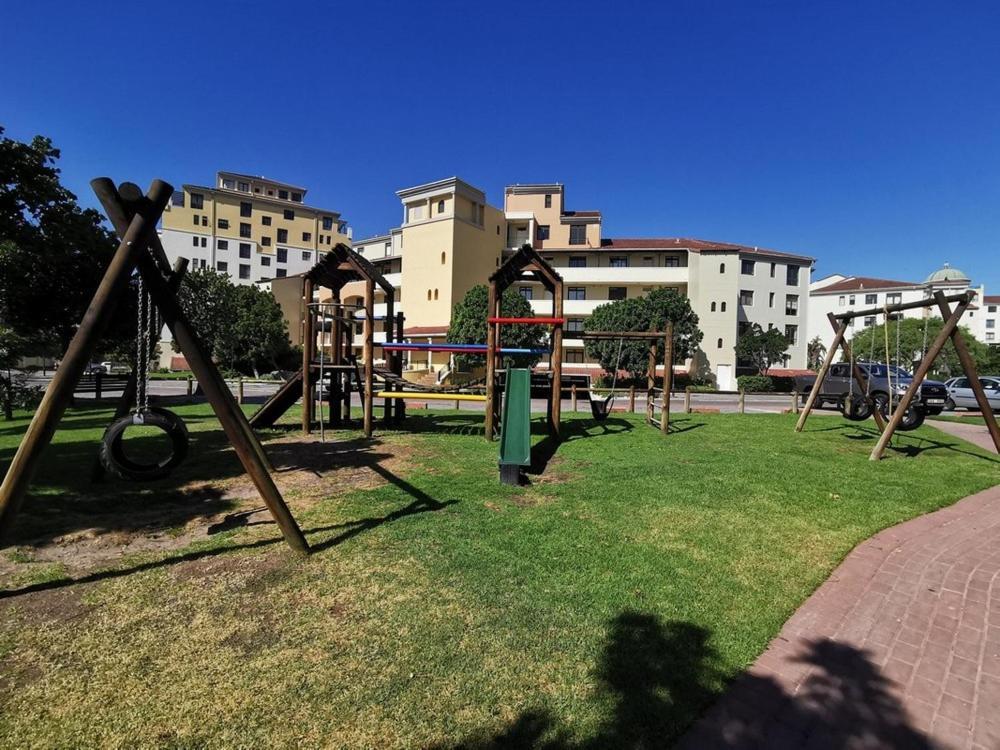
xmin=306 ymin=243 xmax=394 ymax=297
xmin=489 ymin=244 xmax=563 ymax=293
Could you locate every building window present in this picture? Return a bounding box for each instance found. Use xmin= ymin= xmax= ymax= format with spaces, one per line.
xmin=277 ymin=229 xmax=288 ymax=243
xmin=987 ymin=332 xmax=995 ymax=341
xmin=222 ymin=178 xmax=235 ymax=189
xmin=201 ymin=216 xmax=208 ymax=227
xmin=426 ymin=289 xmax=432 ymax=301
xmin=568 ymin=287 xmax=586 ymax=300
xmin=239 ymin=244 xmax=251 ymax=259
xmin=436 ymin=199 xmax=445 ymax=214
xmin=302 ymin=251 xmax=311 ymax=262
xmin=608 ymin=286 xmax=627 ymax=301
xmin=849 ymin=295 xmax=856 ymax=305
xmin=261 ymin=256 xmax=271 ymax=267
xmin=239 ymin=201 xmax=251 ymax=218
xmin=785 ymin=324 xmax=798 ymax=345
xmin=200 ymin=237 xmax=207 ymax=247
xmin=278 ymin=189 xmax=288 ymax=200
xmin=217 ymin=261 xmax=228 ymax=272
xmin=864 ymin=316 xmax=876 ymax=327
xmin=240 ymin=223 xmax=251 ymax=238
xmin=719 ymin=262 xmax=726 ymax=273
xmin=238 ymin=181 xmax=250 ymax=192
xmin=262 ymin=236 xmax=272 ymax=247
xmin=262 ymin=215 xmax=272 ymax=226
xmin=839 ymin=295 xmax=846 ymax=306
xmin=740 ymin=290 xmax=754 ymax=306
xmin=566 ymin=318 xmax=584 ymax=333
xmin=441 ymin=252 xmax=446 ymax=264
xmin=283 ymin=209 xmax=294 ymax=220
xmin=717 ymin=338 xmax=723 ymax=348
xmin=276 ymin=268 xmax=287 ymax=278
xmin=544 ymin=194 xmax=552 ymax=208
xmin=217 ymin=218 xmax=229 ymax=230
xmin=519 ymin=286 xmax=533 ymax=301
xmin=536 ymin=225 xmax=550 ymax=241
xmin=322 ymin=216 xmax=334 ymax=231
xmin=192 ymin=214 xmax=199 ymax=226
xmin=217 ymin=239 xmax=228 ymax=250
xmin=664 ymin=256 xmax=680 ymax=268
xmin=988 ymin=305 xmax=997 ymax=313
xmin=239 ymin=264 xmax=250 ymax=280
xmin=569 ymin=256 xmax=587 ymax=268
xmin=711 ymin=302 xmax=717 ymax=312
xmin=786 ymin=294 xmax=799 ymax=315
xmin=302 ymin=232 xmax=311 ymax=242
xmin=721 ymin=301 xmax=727 ymax=312
xmin=191 ymin=236 xmax=198 ymax=247
xmin=987 ymin=319 xmax=996 ymax=329
xmin=769 ymin=292 xmax=775 ymax=308
xmin=741 ymin=259 xmax=755 ymax=275
xmin=786 ymin=265 xmax=800 ymax=285
xmin=565 ymin=350 xmax=583 ymax=364
xmin=770 ymin=262 xmax=776 ymax=278
xmin=865 ymin=293 xmax=877 ymax=305
xmin=886 ymin=293 xmax=902 ymax=305
xmin=609 ymin=257 xmax=628 ymax=268
xmin=190 ymin=193 xmax=204 ymax=210
xmin=277 ymin=248 xmax=287 ymax=263
xmin=171 ymin=191 xmax=185 ymax=207
xmin=569 ymin=225 xmax=586 ymax=245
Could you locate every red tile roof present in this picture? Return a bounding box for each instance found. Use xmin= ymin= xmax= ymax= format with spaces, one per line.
xmin=814 ymin=276 xmax=918 ymax=293
xmin=984 ymin=295 xmax=1000 ymax=304
xmin=403 ymin=325 xmax=450 ymax=336
xmin=600 ymin=237 xmax=813 ymax=262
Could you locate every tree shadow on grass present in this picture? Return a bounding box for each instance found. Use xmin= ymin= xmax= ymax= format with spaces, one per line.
xmin=843 ymin=425 xmax=999 ymax=463
xmin=436 ymin=612 xmax=931 ymax=750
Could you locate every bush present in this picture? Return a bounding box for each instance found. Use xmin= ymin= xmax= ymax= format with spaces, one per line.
xmin=737 ymin=375 xmax=774 ymax=393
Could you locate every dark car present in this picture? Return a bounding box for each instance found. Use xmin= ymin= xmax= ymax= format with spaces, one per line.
xmin=797 ymin=362 xmax=948 ymax=416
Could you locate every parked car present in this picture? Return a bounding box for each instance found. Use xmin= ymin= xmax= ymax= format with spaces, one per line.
xmin=796 ymin=362 xmax=949 ymax=416
xmin=944 ymin=376 xmax=1000 ymax=412
xmin=83 ymin=362 xmax=107 ymax=375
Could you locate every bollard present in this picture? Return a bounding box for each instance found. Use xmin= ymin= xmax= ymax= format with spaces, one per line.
xmin=455 ymin=398 xmax=460 ymax=411
xmin=94 ymin=371 xmax=103 ymax=400
xmin=238 ymin=378 xmax=244 ymax=405
xmin=629 ymin=385 xmax=635 ymax=413
xmin=792 ymin=390 xmax=799 ymax=415
xmin=684 ymin=385 xmax=692 ymax=413
xmin=186 ymin=375 xmax=193 ymax=398
xmin=738 ymin=388 xmax=745 ymax=414
xmin=571 ymin=384 xmax=577 ymax=412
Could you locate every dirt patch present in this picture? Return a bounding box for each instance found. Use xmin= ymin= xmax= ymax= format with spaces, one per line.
xmin=0 ymin=580 xmax=95 ymax=624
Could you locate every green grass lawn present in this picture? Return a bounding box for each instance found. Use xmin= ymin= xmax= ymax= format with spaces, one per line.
xmin=0 ymin=403 xmax=997 ymax=748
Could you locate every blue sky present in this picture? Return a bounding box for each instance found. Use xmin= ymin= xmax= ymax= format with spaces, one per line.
xmin=3 ymin=1 xmax=999 ymax=290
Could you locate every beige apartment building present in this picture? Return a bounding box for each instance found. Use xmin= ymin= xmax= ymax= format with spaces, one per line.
xmin=345 ymin=179 xmax=813 ymax=388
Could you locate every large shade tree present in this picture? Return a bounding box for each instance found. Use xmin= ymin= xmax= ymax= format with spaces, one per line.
xmin=0 ymin=127 xmax=132 ymax=358
xmin=447 ymin=284 xmax=546 ymax=369
xmin=735 ymin=323 xmax=791 ymax=376
xmin=583 ymin=288 xmax=702 ymax=378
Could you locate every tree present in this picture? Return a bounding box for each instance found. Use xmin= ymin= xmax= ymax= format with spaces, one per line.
xmin=583 ymin=288 xmax=703 ymax=378
xmin=174 ymin=268 xmax=291 ymax=375
xmin=735 ymin=323 xmax=790 ymax=376
xmin=806 ymin=336 xmax=827 ymax=370
xmin=447 ymin=285 xmax=546 ymax=369
xmin=847 ymin=316 xmax=991 ymax=379
xmin=0 ymin=127 xmax=130 ymax=357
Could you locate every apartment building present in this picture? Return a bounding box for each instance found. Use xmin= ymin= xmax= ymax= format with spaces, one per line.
xmin=346 ymin=179 xmax=813 ymax=388
xmin=808 ymin=264 xmax=996 ymax=354
xmin=159 ymin=171 xmax=351 ymax=286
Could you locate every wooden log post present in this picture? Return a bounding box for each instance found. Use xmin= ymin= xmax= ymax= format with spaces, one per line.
xmin=550 ymin=282 xmax=563 ymax=439
xmin=934 ymin=292 xmax=1000 ymax=454
xmin=394 ymin=311 xmax=405 ymax=423
xmin=0 ymin=180 xmax=171 ymax=544
xmin=484 ymin=283 xmax=498 ymax=440
xmin=684 ymin=386 xmax=692 ymax=414
xmin=571 ymin=384 xmax=577 ymax=412
xmin=792 ymin=390 xmax=800 ymax=415
xmin=186 ymin=375 xmax=193 ymax=399
xmin=628 ymin=385 xmax=635 ymax=413
xmin=301 ymin=278 xmax=315 ymax=435
xmin=362 ymin=279 xmax=375 ymax=438
xmin=796 ymin=318 xmax=846 ymax=432
xmin=738 ymin=389 xmax=746 ymax=414
xmin=237 ymin=378 xmax=244 ymax=405
xmin=661 ymin=322 xmax=673 ymax=434
xmin=94 ymin=179 xmax=302 ymax=551
xmin=832 ymin=314 xmax=887 ymax=432
xmin=870 ymin=296 xmax=970 ymax=461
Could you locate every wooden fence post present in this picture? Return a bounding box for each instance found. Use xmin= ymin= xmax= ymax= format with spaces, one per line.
xmin=738 ymin=389 xmax=745 ymax=414
xmin=94 ymin=371 xmax=103 ymax=400
xmin=237 ymin=378 xmax=244 ymax=405
xmin=186 ymin=375 xmax=193 ymax=399
xmin=571 ymin=384 xmax=577 ymax=412
xmin=684 ymin=386 xmax=692 ymax=413
xmin=791 ymin=390 xmax=799 ymax=415
xmin=629 ymin=385 xmax=635 ymax=413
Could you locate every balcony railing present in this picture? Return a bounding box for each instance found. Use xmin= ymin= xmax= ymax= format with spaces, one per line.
xmin=557 ymin=266 xmax=688 ymax=284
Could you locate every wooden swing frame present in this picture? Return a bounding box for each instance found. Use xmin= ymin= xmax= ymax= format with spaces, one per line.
xmin=795 ymin=290 xmax=1000 ymax=460
xmin=0 ymin=179 xmax=310 ymax=553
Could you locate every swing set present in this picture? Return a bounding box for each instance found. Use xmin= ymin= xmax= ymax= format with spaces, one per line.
xmin=796 ymin=290 xmax=1000 ymax=460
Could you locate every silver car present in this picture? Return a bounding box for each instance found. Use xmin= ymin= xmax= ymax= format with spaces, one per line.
xmin=945 ymin=376 xmax=1000 ymax=412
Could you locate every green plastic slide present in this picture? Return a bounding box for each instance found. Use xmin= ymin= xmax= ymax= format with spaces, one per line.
xmin=498 ymin=367 xmax=531 ymax=485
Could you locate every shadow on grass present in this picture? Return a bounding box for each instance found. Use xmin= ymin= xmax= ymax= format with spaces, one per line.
xmin=0 ymin=460 xmax=454 ymax=598
xmin=844 ymin=425 xmax=999 ymax=463
xmin=434 ymin=612 xmax=931 ymax=750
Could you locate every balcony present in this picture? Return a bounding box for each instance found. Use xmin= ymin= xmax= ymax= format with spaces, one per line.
xmin=558 ymin=266 xmax=688 ymax=284
xmin=529 ymin=298 xmax=606 ymax=316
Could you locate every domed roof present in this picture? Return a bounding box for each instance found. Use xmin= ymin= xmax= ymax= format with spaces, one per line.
xmin=925 ymin=262 xmax=969 ymax=283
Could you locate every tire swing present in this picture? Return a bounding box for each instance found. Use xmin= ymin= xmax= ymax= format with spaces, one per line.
xmin=881 ymin=306 xmax=925 ymax=433
xmin=840 ymin=332 xmax=872 ymax=422
xmin=99 ymin=277 xmax=189 ymax=481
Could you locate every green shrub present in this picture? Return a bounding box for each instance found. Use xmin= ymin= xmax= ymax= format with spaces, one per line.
xmin=737 ymin=375 xmax=774 ymax=393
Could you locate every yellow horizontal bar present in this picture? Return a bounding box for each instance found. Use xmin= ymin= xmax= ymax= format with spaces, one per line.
xmin=375 ymin=391 xmax=487 ymax=402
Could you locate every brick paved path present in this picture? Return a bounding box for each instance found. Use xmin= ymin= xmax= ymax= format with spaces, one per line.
xmin=680 ymin=435 xmax=1000 ymax=749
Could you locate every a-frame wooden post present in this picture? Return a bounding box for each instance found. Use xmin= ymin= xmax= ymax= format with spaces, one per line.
xmin=934 ymin=293 xmax=1000 ymax=454
xmin=795 ymin=317 xmax=848 ymax=431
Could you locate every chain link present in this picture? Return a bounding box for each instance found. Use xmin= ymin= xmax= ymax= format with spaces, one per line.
xmin=135 ymin=276 xmax=149 ymax=414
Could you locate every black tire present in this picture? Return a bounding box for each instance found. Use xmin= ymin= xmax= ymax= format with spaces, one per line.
xmin=99 ymin=408 xmax=189 ymax=481
xmin=897 ymin=404 xmax=926 ymax=431
xmin=840 ymin=393 xmax=872 ymax=421
xmin=944 ymin=397 xmax=956 ymax=411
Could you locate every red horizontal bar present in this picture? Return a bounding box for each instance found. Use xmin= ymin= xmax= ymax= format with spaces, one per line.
xmin=488 ymin=317 xmax=566 ymax=325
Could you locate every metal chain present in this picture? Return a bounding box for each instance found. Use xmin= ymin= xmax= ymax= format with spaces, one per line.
xmin=135 ymin=276 xmax=148 ymax=414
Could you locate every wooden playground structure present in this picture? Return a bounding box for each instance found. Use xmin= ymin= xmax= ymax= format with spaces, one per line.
xmin=0 ymin=178 xmax=311 ymax=554
xmin=795 ymin=290 xmax=1000 ymax=460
